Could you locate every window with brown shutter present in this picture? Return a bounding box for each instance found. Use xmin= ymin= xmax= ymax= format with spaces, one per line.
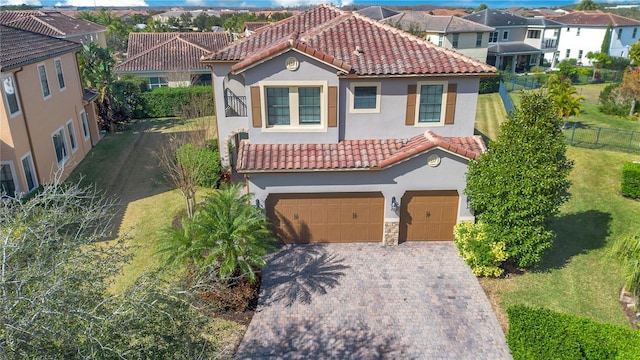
xmin=250 ymin=86 xmax=262 ymax=128
xmin=445 ymin=83 xmax=457 ymax=125
xmin=328 ymin=86 xmax=337 ymax=127
xmin=405 ymin=84 xmax=417 ymax=126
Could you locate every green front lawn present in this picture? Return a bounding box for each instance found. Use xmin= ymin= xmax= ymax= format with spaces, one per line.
xmin=476 ymin=91 xmax=640 ymax=329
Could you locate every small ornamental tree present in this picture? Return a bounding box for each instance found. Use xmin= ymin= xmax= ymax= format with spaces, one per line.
xmin=464 ymin=91 xmax=573 ymax=268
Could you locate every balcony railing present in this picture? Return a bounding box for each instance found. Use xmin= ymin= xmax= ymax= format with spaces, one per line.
xmin=542 ymin=38 xmax=557 ymax=49
xmin=224 ymin=88 xmax=247 ymax=117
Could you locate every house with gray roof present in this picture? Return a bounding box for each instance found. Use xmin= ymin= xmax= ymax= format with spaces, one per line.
xmin=464 ymin=9 xmax=563 ymax=71
xmin=201 ymin=5 xmax=496 ymax=245
xmin=114 ymin=32 xmax=231 ymax=89
xmin=0 ymin=10 xmax=106 ymax=47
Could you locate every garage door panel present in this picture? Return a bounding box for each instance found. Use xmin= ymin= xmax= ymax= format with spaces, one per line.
xmin=400 ymin=191 xmax=459 ymax=241
xmin=267 ymin=193 xmax=383 ymax=243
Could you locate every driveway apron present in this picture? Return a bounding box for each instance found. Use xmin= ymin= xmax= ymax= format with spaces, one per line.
xmin=235 ymin=242 xmax=512 ymax=359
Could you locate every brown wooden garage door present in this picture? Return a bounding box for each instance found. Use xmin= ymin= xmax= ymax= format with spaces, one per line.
xmin=399 ymin=191 xmax=459 ymax=241
xmin=266 ymin=192 xmax=384 ymax=243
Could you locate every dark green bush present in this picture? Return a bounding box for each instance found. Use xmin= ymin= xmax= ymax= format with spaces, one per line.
xmin=176 ymin=143 xmax=221 ymax=188
xmin=599 ymin=83 xmax=631 ymax=116
xmin=622 ymin=162 xmax=640 ymax=199
xmin=479 ymin=77 xmax=500 ymax=94
xmin=113 ymin=75 xmax=149 ymax=119
xmin=507 ymin=305 xmax=640 ymax=360
xmin=141 ymin=86 xmax=214 ymax=118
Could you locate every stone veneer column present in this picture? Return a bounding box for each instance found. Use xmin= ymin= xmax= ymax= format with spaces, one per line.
xmin=383 ymin=220 xmax=399 ymax=246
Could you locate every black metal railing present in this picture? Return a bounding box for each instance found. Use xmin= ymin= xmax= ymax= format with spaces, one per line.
xmin=224 ymin=88 xmax=247 ymax=117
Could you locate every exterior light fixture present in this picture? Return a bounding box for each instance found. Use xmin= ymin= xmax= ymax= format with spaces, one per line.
xmin=391 ymin=196 xmax=399 ymax=212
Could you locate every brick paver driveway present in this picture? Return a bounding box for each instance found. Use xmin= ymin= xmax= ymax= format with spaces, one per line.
xmin=235 ymin=242 xmax=512 ymax=359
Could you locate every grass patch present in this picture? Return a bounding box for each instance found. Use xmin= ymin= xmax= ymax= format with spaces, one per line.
xmin=475 ymin=92 xmax=508 ymax=141
xmin=477 ymin=90 xmax=640 ymax=329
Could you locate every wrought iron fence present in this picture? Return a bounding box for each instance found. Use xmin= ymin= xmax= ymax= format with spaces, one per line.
xmin=564 ymin=123 xmax=640 ymax=154
xmin=224 ymin=88 xmax=247 ymax=117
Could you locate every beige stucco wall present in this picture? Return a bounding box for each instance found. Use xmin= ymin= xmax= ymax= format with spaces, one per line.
xmin=1 ymin=51 xmax=92 ymax=196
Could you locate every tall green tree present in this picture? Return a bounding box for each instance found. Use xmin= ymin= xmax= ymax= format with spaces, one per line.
xmin=576 ymin=0 xmax=600 ymax=10
xmin=546 ymin=74 xmax=585 ymax=119
xmin=629 ymin=41 xmax=640 ymax=64
xmin=0 ymin=180 xmax=216 ymax=358
xmin=601 ymin=24 xmax=612 ymax=55
xmin=157 ymin=184 xmax=276 ymax=285
xmin=465 ymin=91 xmax=573 ymax=268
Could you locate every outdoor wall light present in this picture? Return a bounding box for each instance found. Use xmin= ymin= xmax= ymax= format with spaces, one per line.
xmin=391 ymin=196 xmax=399 ymax=212
xmin=255 ymin=199 xmax=261 ymax=208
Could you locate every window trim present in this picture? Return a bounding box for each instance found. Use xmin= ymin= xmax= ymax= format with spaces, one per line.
xmin=66 ymin=120 xmax=78 ymax=153
xmin=489 ymin=31 xmax=498 ymax=43
xmin=37 ymin=63 xmax=51 ymax=100
xmin=80 ymin=110 xmax=90 ymax=140
xmin=2 ymin=74 xmax=21 ymax=118
xmin=502 ymin=30 xmax=509 ymax=41
xmin=51 ymin=126 xmax=69 ymax=166
xmin=565 ymin=49 xmax=571 ymax=58
xmin=452 ymin=33 xmax=459 ymax=48
xmin=349 ymin=82 xmax=381 ymax=114
xmin=576 ymin=28 xmax=581 ymax=36
xmin=633 ymin=27 xmax=637 ymax=39
xmin=54 ymin=58 xmax=66 ymax=91
xmin=617 ymin=28 xmax=622 ymax=39
xmin=147 ymin=76 xmax=168 ymax=89
xmin=475 ymin=32 xmax=483 ymax=47
xmin=20 ymin=152 xmax=38 ymax=193
xmin=258 ymin=80 xmax=328 ymax=132
xmin=414 ymin=80 xmax=448 ymax=127
xmin=0 ymin=161 xmax=19 ymax=198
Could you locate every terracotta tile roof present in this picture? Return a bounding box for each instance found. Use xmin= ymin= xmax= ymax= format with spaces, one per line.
xmin=548 ymin=11 xmax=640 ymax=27
xmin=236 ymin=131 xmax=485 ymax=173
xmin=0 ymin=10 xmax=106 ymax=38
xmin=244 ymin=21 xmax=270 ymax=32
xmin=202 ymin=5 xmax=496 ymax=76
xmin=115 ymin=32 xmax=230 ymax=73
xmin=0 ymin=25 xmax=81 ymax=72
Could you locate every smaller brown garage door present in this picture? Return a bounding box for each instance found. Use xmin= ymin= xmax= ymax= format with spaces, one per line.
xmin=266 ymin=193 xmax=384 ymax=243
xmin=399 ymin=191 xmax=459 ymax=241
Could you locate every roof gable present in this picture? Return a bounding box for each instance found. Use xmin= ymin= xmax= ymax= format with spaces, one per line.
xmin=116 ymin=32 xmax=230 ymax=73
xmin=203 ymin=5 xmax=496 ymax=77
xmin=0 ymin=25 xmax=81 ymax=71
xmin=380 ymin=12 xmax=494 ymax=33
xmin=0 ymin=10 xmax=105 ymax=37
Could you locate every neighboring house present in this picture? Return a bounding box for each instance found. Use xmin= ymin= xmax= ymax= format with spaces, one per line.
xmin=243 ymin=21 xmax=270 ymax=37
xmin=360 ymin=7 xmax=495 ymax=63
xmin=464 ymin=9 xmax=563 ymax=71
xmin=152 ymin=9 xmax=221 ymax=24
xmin=547 ymin=11 xmax=640 ymax=65
xmin=1 ymin=25 xmax=101 ymax=198
xmin=201 ymin=5 xmax=496 ymax=245
xmin=0 ymin=10 xmax=107 ymax=47
xmin=114 ymin=32 xmax=231 ymax=89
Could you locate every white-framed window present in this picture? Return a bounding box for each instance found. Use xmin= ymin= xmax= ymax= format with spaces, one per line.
xmin=349 ymin=82 xmax=381 ymax=114
xmin=20 ymin=153 xmax=38 ymax=193
xmin=617 ymin=28 xmax=623 ymax=39
xmin=259 ymin=81 xmax=327 ymax=130
xmin=502 ymin=31 xmax=509 ymax=41
xmin=633 ymin=28 xmax=638 ymax=38
xmin=52 ymin=127 xmax=69 ymax=166
xmin=578 ymin=50 xmax=584 ymax=60
xmin=452 ymin=34 xmax=459 ymax=48
xmin=527 ymin=30 xmax=541 ymax=39
xmin=37 ymin=64 xmax=51 ymax=99
xmin=2 ymin=74 xmax=21 ymax=117
xmin=147 ymin=76 xmax=168 ymax=89
xmin=565 ymin=49 xmax=571 ymax=58
xmin=476 ymin=32 xmax=483 ymax=47
xmin=54 ymin=58 xmax=66 ymax=90
xmin=530 ymin=55 xmax=538 ymax=65
xmin=438 ymin=34 xmax=444 ymax=47
xmin=0 ymin=162 xmax=18 ymax=198
xmin=80 ymin=110 xmax=90 ymax=140
xmin=576 ymin=28 xmax=581 ymax=36
xmin=489 ymin=31 xmax=498 ymax=43
xmin=553 ymin=29 xmax=560 ymax=37
xmin=66 ymin=120 xmax=77 ymax=153
xmin=415 ymin=81 xmax=447 ymax=126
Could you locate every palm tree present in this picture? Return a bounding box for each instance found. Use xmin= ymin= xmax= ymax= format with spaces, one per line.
xmin=611 ymin=234 xmax=640 ymax=301
xmin=546 ymin=74 xmax=585 ymax=121
xmin=157 ymin=184 xmax=276 ymax=285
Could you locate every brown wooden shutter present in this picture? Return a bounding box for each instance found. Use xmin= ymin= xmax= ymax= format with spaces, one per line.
xmin=445 ymin=83 xmax=457 ymax=125
xmin=405 ymin=85 xmax=417 ymax=126
xmin=328 ymin=86 xmax=337 ymax=128
xmin=250 ymin=86 xmax=262 ymax=128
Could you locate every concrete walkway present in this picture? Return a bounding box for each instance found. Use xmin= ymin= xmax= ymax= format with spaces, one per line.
xmin=235 ymin=242 xmax=512 ymax=359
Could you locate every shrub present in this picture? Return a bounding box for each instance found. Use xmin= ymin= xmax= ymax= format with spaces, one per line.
xmin=599 ymin=83 xmax=631 ymax=116
xmin=453 ymin=222 xmax=507 ymax=277
xmin=176 ymin=143 xmax=221 ymax=188
xmin=529 ymin=66 xmax=544 ymax=74
xmin=507 ymin=305 xmax=640 ymax=360
xmin=141 ymin=86 xmax=214 ymax=118
xmin=622 ymin=162 xmax=640 ymax=199
xmin=479 ymin=77 xmax=500 ymax=94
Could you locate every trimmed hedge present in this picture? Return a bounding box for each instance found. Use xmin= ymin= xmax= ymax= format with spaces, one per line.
xmin=622 ymin=162 xmax=640 ymax=199
xmin=479 ymin=77 xmax=500 ymax=94
xmin=507 ymin=305 xmax=640 ymax=360
xmin=140 ymin=86 xmax=214 ymax=118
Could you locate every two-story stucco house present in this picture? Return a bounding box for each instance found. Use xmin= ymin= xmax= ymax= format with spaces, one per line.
xmin=357 ymin=6 xmax=494 ymax=63
xmin=1 ymin=25 xmax=101 ymax=198
xmin=548 ymin=10 xmax=640 ymax=65
xmin=464 ymin=9 xmax=563 ymax=71
xmin=201 ymin=5 xmax=496 ymax=245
